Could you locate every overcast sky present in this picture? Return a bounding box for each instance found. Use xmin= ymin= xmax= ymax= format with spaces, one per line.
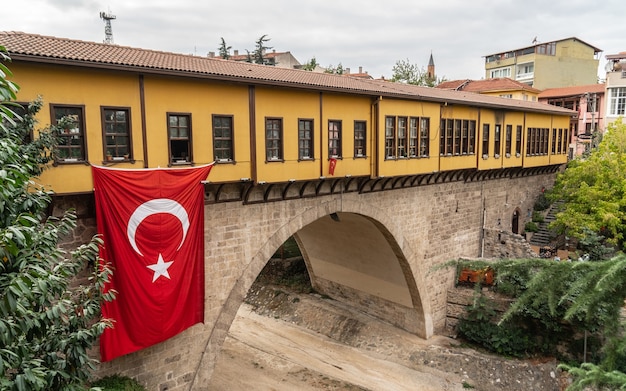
xmin=3 ymin=0 xmax=625 ymax=82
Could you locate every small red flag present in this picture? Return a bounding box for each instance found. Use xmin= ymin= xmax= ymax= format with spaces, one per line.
xmin=93 ymin=164 xmax=213 ymax=361
xmin=328 ymin=158 xmax=337 ymax=176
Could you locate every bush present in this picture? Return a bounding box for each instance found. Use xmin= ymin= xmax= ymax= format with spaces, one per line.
xmin=91 ymin=375 xmax=146 ymax=391
xmin=525 ymin=221 xmax=539 ymax=232
xmin=531 ymin=211 xmax=544 ymax=223
xmin=533 ymin=192 xmax=551 ymax=211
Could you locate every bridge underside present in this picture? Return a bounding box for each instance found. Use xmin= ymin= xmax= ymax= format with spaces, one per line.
xmin=295 ymin=212 xmax=427 ymax=337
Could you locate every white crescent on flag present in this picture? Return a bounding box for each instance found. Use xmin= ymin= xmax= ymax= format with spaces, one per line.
xmin=126 ymin=198 xmax=190 ymax=257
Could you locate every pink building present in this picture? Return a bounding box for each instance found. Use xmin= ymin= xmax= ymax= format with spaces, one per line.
xmin=538 ymin=83 xmax=605 ymax=156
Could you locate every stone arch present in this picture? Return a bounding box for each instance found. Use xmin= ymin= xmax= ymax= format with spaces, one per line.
xmin=191 ymin=197 xmax=434 ymax=386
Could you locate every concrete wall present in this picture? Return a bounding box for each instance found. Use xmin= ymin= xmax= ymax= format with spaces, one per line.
xmin=81 ymin=172 xmax=556 ymax=390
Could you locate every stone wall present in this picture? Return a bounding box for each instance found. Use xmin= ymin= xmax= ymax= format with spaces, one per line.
xmin=54 ymin=172 xmax=556 ymax=390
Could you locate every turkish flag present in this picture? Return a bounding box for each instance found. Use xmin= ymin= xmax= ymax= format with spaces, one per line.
xmin=328 ymin=158 xmax=337 ymax=176
xmin=92 ymin=164 xmax=213 ymax=362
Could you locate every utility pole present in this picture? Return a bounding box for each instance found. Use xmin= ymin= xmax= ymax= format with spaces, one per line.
xmin=100 ymin=11 xmax=116 ymax=44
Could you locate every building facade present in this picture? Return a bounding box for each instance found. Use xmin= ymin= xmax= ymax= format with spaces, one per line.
xmin=605 ymin=51 xmax=626 ymax=126
xmin=538 ymin=83 xmax=605 ymax=157
xmin=1 ymin=32 xmax=573 ymax=197
xmin=484 ymin=37 xmax=601 ymax=90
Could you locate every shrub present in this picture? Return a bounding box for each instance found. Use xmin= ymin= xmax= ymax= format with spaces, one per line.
xmin=525 ymin=221 xmax=539 ymax=232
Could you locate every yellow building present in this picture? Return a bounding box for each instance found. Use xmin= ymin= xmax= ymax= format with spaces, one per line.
xmin=1 ymin=32 xmax=573 ymax=195
xmin=436 ymin=78 xmax=541 ymax=101
xmin=484 ymin=37 xmax=601 ymax=90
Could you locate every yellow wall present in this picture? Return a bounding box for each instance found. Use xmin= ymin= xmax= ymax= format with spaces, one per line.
xmin=9 ymin=60 xmax=572 ymax=194
xmin=377 ymin=99 xmax=440 ymax=176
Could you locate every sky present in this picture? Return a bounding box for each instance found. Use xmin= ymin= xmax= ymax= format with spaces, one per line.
xmin=3 ymin=0 xmax=625 ymax=82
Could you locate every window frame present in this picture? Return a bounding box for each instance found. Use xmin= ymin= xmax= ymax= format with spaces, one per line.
xmin=101 ymin=106 xmax=132 ymax=162
xmin=265 ymin=117 xmax=284 ymax=162
xmin=167 ymin=112 xmax=193 ymax=166
xmin=298 ymin=118 xmax=314 ymax=161
xmin=50 ymin=104 xmax=87 ymax=164
xmin=354 ymin=120 xmax=366 ymax=158
xmin=328 ymin=119 xmax=342 ymax=158
xmin=482 ymin=124 xmax=490 ymax=157
xmin=385 ymin=116 xmax=396 ymax=159
xmin=419 ymin=117 xmax=430 ymax=157
xmin=213 ymin=114 xmax=234 ymax=163
xmin=505 ymin=124 xmax=512 ymax=156
xmin=494 ymin=124 xmax=501 ymax=157
xmin=609 ymin=87 xmax=626 ymax=116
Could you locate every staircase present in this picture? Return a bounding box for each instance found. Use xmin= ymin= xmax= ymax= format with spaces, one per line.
xmin=529 ymin=201 xmax=563 ymax=248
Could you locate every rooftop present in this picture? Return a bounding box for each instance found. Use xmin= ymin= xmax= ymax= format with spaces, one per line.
xmin=0 ymin=31 xmax=574 ymax=116
xmin=538 ymin=83 xmax=605 ymax=99
xmin=436 ymin=78 xmax=541 ymax=94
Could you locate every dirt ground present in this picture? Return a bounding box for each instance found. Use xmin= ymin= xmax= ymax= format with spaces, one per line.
xmin=207 ymin=258 xmax=565 ymax=390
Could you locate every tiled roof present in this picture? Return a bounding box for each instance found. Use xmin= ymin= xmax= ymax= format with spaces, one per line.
xmin=0 ymin=31 xmax=574 ymax=116
xmin=538 ymin=83 xmax=605 ymax=99
xmin=436 ymin=78 xmax=540 ymax=94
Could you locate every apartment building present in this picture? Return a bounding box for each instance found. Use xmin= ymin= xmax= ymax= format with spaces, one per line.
xmin=604 ymin=51 xmax=626 ymax=125
xmin=484 ymin=37 xmax=601 ymax=90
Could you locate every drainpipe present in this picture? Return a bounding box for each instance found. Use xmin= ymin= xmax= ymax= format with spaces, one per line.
xmin=372 ymin=96 xmax=381 ymax=178
xmin=139 ymin=74 xmax=148 ymax=168
xmin=480 ymin=182 xmax=486 ymax=258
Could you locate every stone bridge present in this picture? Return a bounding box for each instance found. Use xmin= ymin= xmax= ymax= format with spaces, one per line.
xmin=77 ymin=168 xmax=558 ymax=390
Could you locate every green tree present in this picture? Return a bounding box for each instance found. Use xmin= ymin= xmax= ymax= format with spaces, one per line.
xmin=0 ymin=46 xmax=20 ymax=131
xmin=549 ymin=119 xmax=626 ymax=251
xmin=324 ymin=63 xmax=345 ymax=75
xmin=301 ymin=57 xmax=319 ymax=71
xmin=218 ymin=37 xmax=231 ymax=59
xmin=0 ymin=49 xmax=114 ymax=390
xmin=253 ymin=34 xmax=273 ymax=65
xmin=390 ymin=58 xmax=444 ymax=87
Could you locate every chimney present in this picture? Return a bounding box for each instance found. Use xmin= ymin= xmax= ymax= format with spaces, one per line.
xmin=208 ymin=51 xmax=215 ymax=58
xmin=234 ymin=50 xmax=239 ymax=56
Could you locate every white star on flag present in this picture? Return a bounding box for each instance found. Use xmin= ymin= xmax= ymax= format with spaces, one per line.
xmin=146 ymin=254 xmax=174 ymax=282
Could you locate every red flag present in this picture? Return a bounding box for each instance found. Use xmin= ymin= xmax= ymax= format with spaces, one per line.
xmin=328 ymin=158 xmax=337 ymax=176
xmin=92 ymin=164 xmax=213 ymax=362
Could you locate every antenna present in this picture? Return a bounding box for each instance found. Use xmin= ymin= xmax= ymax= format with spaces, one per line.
xmin=100 ymin=10 xmax=116 ymax=44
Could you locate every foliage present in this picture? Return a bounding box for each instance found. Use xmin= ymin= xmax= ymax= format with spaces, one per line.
xmin=301 ymin=57 xmax=319 ymax=71
xmin=533 ymin=191 xmax=551 ymax=211
xmin=324 ymin=63 xmax=345 ymax=75
xmin=0 ymin=46 xmax=21 ymax=133
xmin=0 ymin=54 xmax=114 ymax=390
xmin=91 ymin=375 xmax=145 ymax=391
xmin=578 ymin=227 xmax=614 ymax=261
xmin=524 ymin=221 xmax=539 ymax=232
xmin=559 ymin=362 xmax=626 ymax=391
xmin=390 ymin=58 xmax=442 ymax=87
xmin=253 ymin=34 xmax=273 ymax=65
xmin=218 ymin=37 xmax=231 ymax=59
xmin=549 ymin=119 xmax=626 ymax=250
xmin=532 ymin=211 xmax=544 ymax=223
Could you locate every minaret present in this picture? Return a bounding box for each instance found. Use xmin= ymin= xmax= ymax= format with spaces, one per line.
xmin=427 ymin=52 xmax=435 ymax=80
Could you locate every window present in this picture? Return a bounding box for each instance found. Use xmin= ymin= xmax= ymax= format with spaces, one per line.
xmin=265 ymin=118 xmax=283 ymax=161
xmin=5 ymin=103 xmax=31 ymax=144
xmin=102 ymin=107 xmax=131 ymax=161
xmin=609 ymin=87 xmax=626 ymax=116
xmin=499 ymin=94 xmax=513 ymax=99
xmin=494 ymin=125 xmax=501 ymax=157
xmin=397 ymin=117 xmax=407 ymax=157
xmin=505 ymin=125 xmax=512 ymax=155
xmin=551 ymin=128 xmax=557 ymax=154
xmin=419 ymin=118 xmax=430 ymax=157
xmin=562 ymin=128 xmax=569 ymax=154
xmin=490 ymin=67 xmax=511 ymax=78
xmin=468 ymin=121 xmax=476 ymax=154
xmin=516 ymin=62 xmax=534 ymax=78
xmin=515 ymin=125 xmax=522 ymax=155
xmin=168 ymin=113 xmax=192 ymax=164
xmin=52 ymin=104 xmax=86 ymax=162
xmin=354 ymin=121 xmax=366 ymax=157
xmin=213 ymin=115 xmax=234 ymax=162
xmin=445 ymin=119 xmax=454 ymax=155
xmin=526 ymin=127 xmax=549 ymax=155
xmin=409 ymin=118 xmax=418 ymax=157
xmin=385 ymin=116 xmax=396 ymax=158
xmin=328 ymin=120 xmax=342 ymax=158
xmin=453 ymin=119 xmax=461 ymax=155
xmin=298 ymin=119 xmax=314 ymax=160
xmin=482 ymin=124 xmax=490 ymax=157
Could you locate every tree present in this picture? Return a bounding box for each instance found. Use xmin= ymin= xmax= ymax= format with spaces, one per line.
xmin=324 ymin=63 xmax=345 ymax=75
xmin=253 ymin=34 xmax=273 ymax=65
xmin=549 ymin=119 xmax=626 ymax=251
xmin=218 ymin=37 xmax=231 ymax=59
xmin=0 ymin=46 xmax=20 ymax=132
xmin=390 ymin=58 xmax=443 ymax=87
xmin=0 ymin=49 xmax=114 ymax=390
xmin=301 ymin=57 xmax=319 ymax=71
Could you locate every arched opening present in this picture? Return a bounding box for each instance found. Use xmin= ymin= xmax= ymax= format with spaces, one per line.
xmin=512 ymin=208 xmax=521 ymax=234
